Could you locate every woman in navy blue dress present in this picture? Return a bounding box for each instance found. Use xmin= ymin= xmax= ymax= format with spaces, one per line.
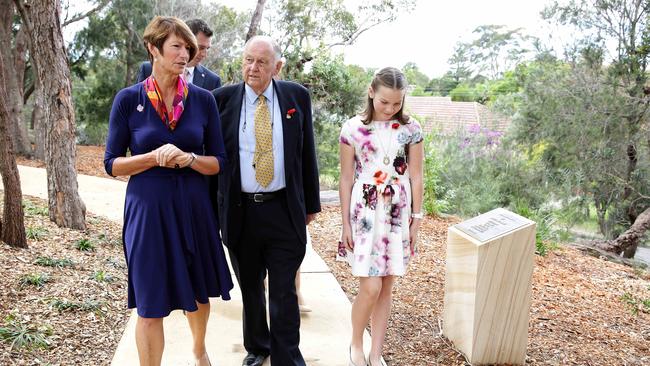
xmin=104 ymin=16 xmax=232 ymax=366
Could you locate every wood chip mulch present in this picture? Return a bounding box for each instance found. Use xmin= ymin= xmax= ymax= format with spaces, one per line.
xmin=0 ymin=196 xmax=129 ymax=365
xmin=5 ymin=146 xmax=650 ymax=365
xmin=16 ymin=146 xmax=127 ymax=182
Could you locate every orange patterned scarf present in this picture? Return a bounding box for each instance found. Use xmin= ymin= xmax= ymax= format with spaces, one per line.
xmin=143 ymin=76 xmax=188 ymax=130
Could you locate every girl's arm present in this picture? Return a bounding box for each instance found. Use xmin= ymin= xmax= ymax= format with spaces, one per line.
xmin=339 ymin=142 xmax=356 ymax=249
xmin=408 ymin=141 xmax=424 ymax=251
xmin=409 ymin=141 xmax=424 ymax=215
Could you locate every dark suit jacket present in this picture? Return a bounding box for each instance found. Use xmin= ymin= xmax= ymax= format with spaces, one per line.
xmin=136 ymin=61 xmax=222 ymax=90
xmin=211 ymin=80 xmax=321 ymax=248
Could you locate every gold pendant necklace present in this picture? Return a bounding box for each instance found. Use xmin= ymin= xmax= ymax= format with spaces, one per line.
xmin=376 ymin=121 xmax=394 ymax=166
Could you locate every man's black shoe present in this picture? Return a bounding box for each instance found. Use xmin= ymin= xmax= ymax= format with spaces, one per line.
xmin=242 ymin=353 xmax=266 ymax=366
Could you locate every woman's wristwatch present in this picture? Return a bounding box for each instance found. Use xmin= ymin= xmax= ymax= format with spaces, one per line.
xmin=187 ymin=152 xmax=197 ymax=168
xmin=411 ymin=212 xmax=424 ymax=219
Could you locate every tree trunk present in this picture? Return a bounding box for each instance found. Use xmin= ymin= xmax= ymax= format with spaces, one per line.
xmin=596 ymin=206 xmax=650 ymax=257
xmin=32 ymin=87 xmax=46 ymax=160
xmin=246 ymin=0 xmax=267 ymax=41
xmin=0 ymin=30 xmax=27 ymax=248
xmin=14 ymin=0 xmax=86 ymax=230
xmin=0 ymin=0 xmax=31 ymax=157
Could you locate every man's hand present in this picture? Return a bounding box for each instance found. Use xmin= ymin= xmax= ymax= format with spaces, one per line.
xmin=306 ymin=213 xmax=317 ymax=225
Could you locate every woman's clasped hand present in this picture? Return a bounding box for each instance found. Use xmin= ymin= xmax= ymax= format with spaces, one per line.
xmin=154 ymin=143 xmax=193 ymax=168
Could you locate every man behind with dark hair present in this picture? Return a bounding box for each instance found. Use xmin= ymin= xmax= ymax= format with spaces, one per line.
xmin=136 ymin=18 xmax=222 ymax=90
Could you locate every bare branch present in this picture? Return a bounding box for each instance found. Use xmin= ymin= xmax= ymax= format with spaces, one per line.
xmin=62 ymin=0 xmax=110 ymax=28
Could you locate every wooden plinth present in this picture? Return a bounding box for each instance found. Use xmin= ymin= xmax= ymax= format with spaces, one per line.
xmin=443 ymin=208 xmax=536 ymax=365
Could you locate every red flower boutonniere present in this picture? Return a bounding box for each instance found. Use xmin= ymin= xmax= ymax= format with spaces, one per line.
xmin=391 ymin=122 xmax=400 ymax=129
xmin=286 ymin=108 xmax=297 ymax=119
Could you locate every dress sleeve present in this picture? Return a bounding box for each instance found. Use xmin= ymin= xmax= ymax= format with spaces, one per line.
xmin=104 ymin=90 xmax=131 ymax=177
xmin=339 ymin=118 xmax=354 ymax=146
xmin=204 ymin=93 xmax=228 ymax=172
xmin=408 ymin=118 xmax=424 ymax=144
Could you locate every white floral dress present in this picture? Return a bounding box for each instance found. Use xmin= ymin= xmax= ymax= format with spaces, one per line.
xmin=337 ymin=116 xmax=423 ymax=277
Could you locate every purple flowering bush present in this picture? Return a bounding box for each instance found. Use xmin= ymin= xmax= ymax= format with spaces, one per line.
xmin=425 ymin=124 xmax=546 ymax=217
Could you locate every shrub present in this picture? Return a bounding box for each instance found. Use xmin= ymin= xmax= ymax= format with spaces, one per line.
xmin=22 ymin=200 xmax=48 ymax=216
xmin=26 ymin=226 xmax=48 ymax=241
xmin=49 ymin=299 xmax=104 ymax=315
xmin=0 ymin=314 xmax=51 ymax=351
xmin=75 ymin=238 xmax=96 ymax=251
xmin=91 ymin=270 xmax=115 ymax=283
xmin=19 ymin=273 xmax=50 ymax=288
xmin=426 ymin=124 xmax=547 ymax=218
xmin=34 ymin=256 xmax=74 ymax=268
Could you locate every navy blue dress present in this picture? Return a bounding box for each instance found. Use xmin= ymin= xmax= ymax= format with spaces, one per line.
xmin=104 ymin=83 xmax=233 ymax=318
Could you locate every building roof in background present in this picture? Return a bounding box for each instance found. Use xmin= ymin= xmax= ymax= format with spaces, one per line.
xmin=405 ymin=96 xmax=511 ymax=134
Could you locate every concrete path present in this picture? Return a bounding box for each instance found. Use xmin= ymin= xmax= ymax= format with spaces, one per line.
xmin=10 ymin=165 xmax=371 ymax=366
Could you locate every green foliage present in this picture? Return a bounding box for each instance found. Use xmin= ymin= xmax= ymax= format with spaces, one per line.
xmin=19 ymin=273 xmax=50 ymax=288
xmin=466 ymin=25 xmax=535 ymax=79
xmin=513 ymin=201 xmax=560 ymax=256
xmin=427 ymin=72 xmax=460 ymax=96
xmin=449 ymin=83 xmax=477 ymax=102
xmin=71 ymin=0 xmax=154 ymax=144
xmin=49 ymin=299 xmax=104 ymax=315
xmin=26 ymin=226 xmax=47 ymax=241
xmin=91 ymin=270 xmax=115 ymax=283
xmin=300 ymin=53 xmax=370 ymax=117
xmin=75 ymin=238 xmax=96 ymax=252
xmin=422 ymin=133 xmax=449 ymax=215
xmin=0 ymin=314 xmax=52 ymax=351
xmin=620 ymin=293 xmax=650 ymax=316
xmin=447 ymin=43 xmax=473 ymax=83
xmin=410 ymin=86 xmax=432 ymax=96
xmin=529 ymin=0 xmax=650 ymax=244
xmin=22 ymin=200 xmax=48 ymax=216
xmin=200 ymin=4 xmax=249 ymax=78
xmin=287 ymin=52 xmax=371 ymax=183
xmin=427 ymin=124 xmax=547 ymax=218
xmin=402 ymin=62 xmax=430 ymax=89
xmin=513 ymin=55 xmax=650 ymax=239
xmin=448 ymin=71 xmax=521 ymax=104
xmin=34 ymin=256 xmax=74 ymax=268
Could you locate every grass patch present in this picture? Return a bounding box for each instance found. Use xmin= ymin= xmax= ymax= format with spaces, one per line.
xmin=22 ymin=200 xmax=48 ymax=216
xmin=0 ymin=314 xmax=52 ymax=351
xmin=75 ymin=238 xmax=96 ymax=252
xmin=621 ymin=292 xmax=650 ymax=315
xmin=19 ymin=273 xmax=50 ymax=288
xmin=26 ymin=226 xmax=48 ymax=241
xmin=91 ymin=270 xmax=115 ymax=283
xmin=49 ymin=299 xmax=104 ymax=315
xmin=34 ymin=256 xmax=74 ymax=268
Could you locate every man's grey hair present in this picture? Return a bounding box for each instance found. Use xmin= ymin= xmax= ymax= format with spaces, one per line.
xmin=244 ymin=35 xmax=282 ymax=62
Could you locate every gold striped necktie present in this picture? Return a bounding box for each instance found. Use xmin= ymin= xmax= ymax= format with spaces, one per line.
xmin=254 ymin=95 xmax=274 ymax=187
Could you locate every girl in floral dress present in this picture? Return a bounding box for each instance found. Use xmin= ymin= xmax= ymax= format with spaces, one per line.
xmin=337 ymin=67 xmax=424 ymax=366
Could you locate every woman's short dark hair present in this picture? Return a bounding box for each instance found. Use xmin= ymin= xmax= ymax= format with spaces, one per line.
xmin=361 ymin=67 xmax=410 ymax=125
xmin=143 ymin=16 xmax=198 ymax=64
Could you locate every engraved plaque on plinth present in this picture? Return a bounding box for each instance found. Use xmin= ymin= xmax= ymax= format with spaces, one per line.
xmin=443 ymin=208 xmax=536 ymax=365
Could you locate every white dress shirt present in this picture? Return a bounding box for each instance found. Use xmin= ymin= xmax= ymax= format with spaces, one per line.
xmin=239 ymin=83 xmax=286 ymax=193
xmin=184 ymin=66 xmax=195 ymax=84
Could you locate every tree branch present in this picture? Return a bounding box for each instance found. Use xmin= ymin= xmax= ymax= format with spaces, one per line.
xmin=62 ymin=0 xmax=110 ymax=28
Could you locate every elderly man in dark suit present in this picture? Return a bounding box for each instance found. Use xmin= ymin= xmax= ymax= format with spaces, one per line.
xmin=136 ymin=18 xmax=222 ymax=90
xmin=211 ymin=35 xmax=320 ymax=366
